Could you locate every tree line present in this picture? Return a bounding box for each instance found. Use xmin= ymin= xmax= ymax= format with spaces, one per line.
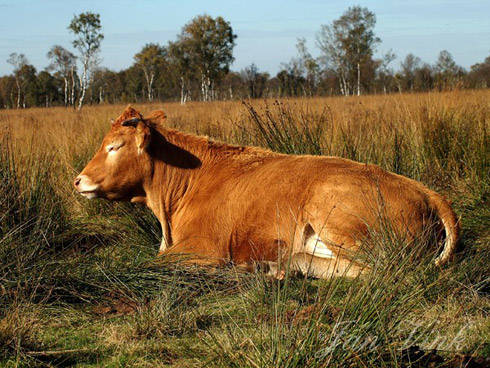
xmin=1 ymin=6 xmax=489 ymax=109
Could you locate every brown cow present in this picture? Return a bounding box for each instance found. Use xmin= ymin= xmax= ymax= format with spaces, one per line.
xmin=74 ymin=106 xmax=459 ymax=278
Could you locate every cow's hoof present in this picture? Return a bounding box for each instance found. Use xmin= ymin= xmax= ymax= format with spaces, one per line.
xmin=275 ymin=269 xmax=286 ymax=280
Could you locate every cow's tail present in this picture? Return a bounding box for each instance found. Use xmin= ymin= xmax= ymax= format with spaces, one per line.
xmin=427 ymin=191 xmax=460 ymax=266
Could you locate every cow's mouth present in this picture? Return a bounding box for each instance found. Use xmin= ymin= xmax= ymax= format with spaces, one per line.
xmin=79 ymin=190 xmax=98 ymax=199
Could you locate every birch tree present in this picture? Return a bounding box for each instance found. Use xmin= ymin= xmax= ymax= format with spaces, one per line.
xmin=68 ymin=12 xmax=104 ymax=110
xmin=317 ymin=6 xmax=380 ymax=96
xmin=241 ymin=63 xmax=269 ymax=98
xmin=47 ymin=45 xmax=76 ymax=106
xmin=468 ymin=55 xmax=490 ymax=88
xmin=295 ymin=38 xmax=320 ymax=96
xmin=176 ymin=15 xmax=236 ymax=101
xmin=434 ymin=50 xmax=464 ymax=90
xmin=400 ymin=53 xmax=421 ymax=91
xmin=317 ymin=24 xmax=350 ymax=95
xmin=134 ymin=43 xmax=167 ymax=102
xmin=6 ymin=53 xmax=28 ymax=108
xmin=168 ymin=40 xmax=193 ymax=104
xmin=378 ymin=50 xmax=396 ymax=94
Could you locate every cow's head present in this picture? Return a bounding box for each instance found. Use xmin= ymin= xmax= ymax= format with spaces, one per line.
xmin=74 ymin=106 xmax=166 ymax=201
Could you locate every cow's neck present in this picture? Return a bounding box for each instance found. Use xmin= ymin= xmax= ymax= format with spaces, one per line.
xmin=142 ymin=127 xmax=222 ymax=250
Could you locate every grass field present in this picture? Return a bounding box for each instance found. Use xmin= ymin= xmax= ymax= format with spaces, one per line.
xmin=0 ymin=90 xmax=489 ymax=367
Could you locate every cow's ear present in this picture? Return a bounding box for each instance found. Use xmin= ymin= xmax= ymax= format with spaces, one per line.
xmin=144 ymin=110 xmax=166 ymax=127
xmin=135 ymin=121 xmax=151 ymax=154
xmin=116 ymin=106 xmax=143 ymax=125
xmin=121 ymin=117 xmax=141 ymax=127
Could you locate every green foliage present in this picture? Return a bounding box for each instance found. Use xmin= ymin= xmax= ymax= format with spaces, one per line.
xmin=316 ymin=6 xmax=381 ymax=96
xmin=68 ymin=11 xmax=104 ymax=110
xmin=68 ymin=12 xmax=104 ymax=58
xmin=175 ymin=14 xmax=237 ymax=101
xmin=178 ymin=14 xmax=237 ymax=76
xmin=134 ymin=43 xmax=167 ymax=102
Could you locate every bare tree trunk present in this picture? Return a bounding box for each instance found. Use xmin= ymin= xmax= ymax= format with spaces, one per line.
xmin=357 ymin=62 xmax=361 ymax=96
xmin=205 ymin=75 xmax=208 ymax=101
xmin=78 ymin=74 xmax=86 ymax=110
xmin=201 ymin=73 xmax=212 ymax=101
xmin=63 ymin=77 xmax=68 ymax=106
xmin=200 ymin=74 xmax=206 ymax=101
xmin=70 ymin=67 xmax=76 ymax=107
xmin=180 ymin=77 xmax=186 ymax=105
xmin=340 ymin=72 xmax=350 ymax=96
xmin=202 ymin=77 xmax=205 ymax=101
xmin=143 ymin=70 xmax=154 ymax=102
xmin=15 ymin=78 xmax=20 ymax=109
xmin=77 ymin=59 xmax=88 ymax=111
xmin=397 ymin=81 xmax=402 ymax=94
xmin=150 ymin=74 xmax=154 ymax=102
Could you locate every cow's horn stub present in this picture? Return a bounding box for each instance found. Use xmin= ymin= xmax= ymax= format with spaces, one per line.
xmin=121 ymin=117 xmax=142 ymax=127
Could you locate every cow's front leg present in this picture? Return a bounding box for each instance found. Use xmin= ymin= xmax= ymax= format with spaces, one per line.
xmin=158 ymin=238 xmax=169 ymax=256
xmin=157 ymin=218 xmax=172 ymax=256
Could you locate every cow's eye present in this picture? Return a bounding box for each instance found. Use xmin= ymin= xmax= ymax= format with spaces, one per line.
xmin=107 ymin=142 xmax=124 ymax=153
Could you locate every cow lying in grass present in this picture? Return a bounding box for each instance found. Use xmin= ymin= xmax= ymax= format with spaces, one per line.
xmin=74 ymin=106 xmax=459 ymax=278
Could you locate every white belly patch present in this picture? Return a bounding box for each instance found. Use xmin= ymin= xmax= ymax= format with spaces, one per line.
xmin=304 ymin=234 xmax=335 ymax=259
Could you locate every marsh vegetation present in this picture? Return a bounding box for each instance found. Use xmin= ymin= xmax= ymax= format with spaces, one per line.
xmin=0 ymin=90 xmax=488 ymax=367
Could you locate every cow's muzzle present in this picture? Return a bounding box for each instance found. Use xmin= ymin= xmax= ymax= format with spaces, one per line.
xmin=74 ymin=174 xmax=99 ymax=199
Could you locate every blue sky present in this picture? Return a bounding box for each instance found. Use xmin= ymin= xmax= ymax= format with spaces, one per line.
xmin=0 ymin=0 xmax=488 ymax=76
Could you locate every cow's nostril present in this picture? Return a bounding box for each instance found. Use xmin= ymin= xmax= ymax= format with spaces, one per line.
xmin=74 ymin=177 xmax=81 ymax=187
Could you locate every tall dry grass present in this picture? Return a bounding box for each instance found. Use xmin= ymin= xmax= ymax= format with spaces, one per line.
xmin=0 ymin=90 xmax=488 ymax=367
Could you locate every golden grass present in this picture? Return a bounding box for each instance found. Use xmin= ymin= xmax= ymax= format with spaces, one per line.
xmin=1 ymin=89 xmax=488 ymax=204
xmin=2 ymin=89 xmax=488 ymax=148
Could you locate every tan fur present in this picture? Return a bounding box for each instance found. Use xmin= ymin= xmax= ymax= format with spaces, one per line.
xmin=74 ymin=106 xmax=460 ymax=278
